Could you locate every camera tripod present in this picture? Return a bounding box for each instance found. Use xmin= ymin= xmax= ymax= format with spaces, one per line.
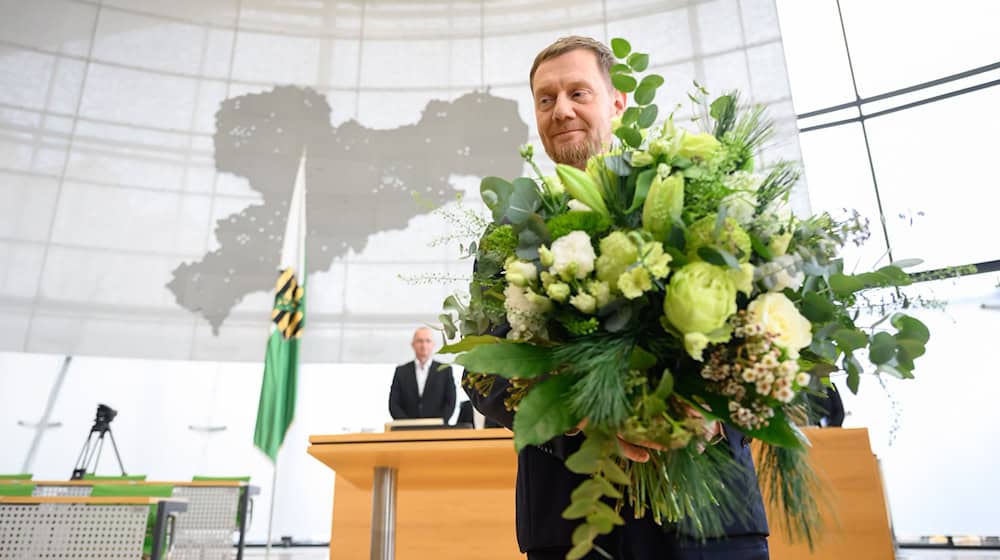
xmin=70 ymin=404 xmax=127 ymax=480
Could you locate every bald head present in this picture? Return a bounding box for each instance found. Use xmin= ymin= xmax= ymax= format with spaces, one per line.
xmin=411 ymin=327 xmax=435 ymax=363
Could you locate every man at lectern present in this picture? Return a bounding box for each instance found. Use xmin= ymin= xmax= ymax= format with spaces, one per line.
xmin=388 ymin=327 xmax=456 ymax=423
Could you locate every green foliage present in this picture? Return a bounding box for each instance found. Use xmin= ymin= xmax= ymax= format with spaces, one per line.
xmin=455 ymin=342 xmax=556 ymax=379
xmin=438 ymin=334 xmax=500 ymax=355
xmin=546 ymin=211 xmax=612 ymax=240
xmin=615 ymin=125 xmax=642 ymax=148
xmin=829 ymin=265 xmax=912 ymax=297
xmin=627 ymin=52 xmax=649 ymax=72
xmin=611 ymin=38 xmax=631 ymax=58
xmin=755 ymin=440 xmax=825 ymax=549
xmin=478 ymin=224 xmax=517 ymax=263
xmin=480 ymin=176 xmax=513 ymax=221
xmin=555 ymin=312 xmax=601 ymax=337
xmin=612 ymin=73 xmax=637 ymax=93
xmin=555 ymin=335 xmax=634 ymax=428
xmin=506 ymin=178 xmax=542 ymax=225
xmin=512 ymin=373 xmax=580 ymax=452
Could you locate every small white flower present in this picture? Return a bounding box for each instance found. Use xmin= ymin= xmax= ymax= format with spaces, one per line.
xmin=756 ymin=380 xmax=772 ymax=396
xmin=796 ymin=372 xmax=811 ymax=387
xmin=781 ymin=361 xmax=799 ymax=377
xmin=549 ymin=231 xmax=597 ymax=280
xmin=774 ymin=386 xmax=795 ymax=403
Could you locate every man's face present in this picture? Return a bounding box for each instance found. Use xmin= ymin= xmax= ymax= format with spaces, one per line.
xmin=532 ymin=49 xmax=626 ymax=169
xmin=411 ymin=328 xmax=434 ymax=362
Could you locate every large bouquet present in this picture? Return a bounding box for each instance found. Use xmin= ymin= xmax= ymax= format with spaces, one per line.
xmin=439 ymin=38 xmax=928 ymax=559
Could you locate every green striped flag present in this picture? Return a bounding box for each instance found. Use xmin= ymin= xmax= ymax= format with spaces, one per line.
xmin=254 ymin=151 xmax=307 ymax=462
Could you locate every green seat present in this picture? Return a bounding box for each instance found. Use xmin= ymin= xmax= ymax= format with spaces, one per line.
xmin=191 ymin=475 xmax=250 ymax=482
xmin=91 ymin=484 xmax=174 ymax=557
xmin=0 ymin=473 xmax=32 ymax=480
xmin=192 ymin=475 xmax=251 ymax=526
xmin=0 ymin=483 xmax=34 ymax=496
xmin=82 ymin=473 xmax=147 ymax=481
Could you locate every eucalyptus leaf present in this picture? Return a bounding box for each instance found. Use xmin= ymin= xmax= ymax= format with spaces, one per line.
xmin=612 ymin=73 xmax=637 ymax=93
xmin=808 ymin=338 xmax=839 ymax=362
xmin=634 ymin=84 xmax=656 ymax=105
xmin=615 ymin=125 xmax=642 ymax=149
xmin=627 ymin=52 xmax=649 ymax=72
xmin=639 ymin=74 xmax=665 ymax=89
xmin=833 ymin=328 xmax=868 ymax=352
xmin=439 ymin=314 xmax=456 ymax=340
xmin=610 ymin=63 xmax=631 ymax=75
xmin=513 ymin=374 xmax=579 ymax=452
xmin=480 ymin=176 xmax=513 ymax=221
xmin=891 ymin=313 xmax=930 ymax=343
xmin=638 ymin=104 xmax=658 ymax=128
xmin=800 ymin=291 xmax=837 ymax=323
xmin=505 ymin=178 xmax=542 ymax=225
xmin=622 ymin=106 xmax=640 ymax=126
xmin=611 ymin=37 xmax=631 ymax=58
xmin=868 ymin=332 xmax=897 ymax=365
xmin=844 ymin=354 xmax=863 ymax=394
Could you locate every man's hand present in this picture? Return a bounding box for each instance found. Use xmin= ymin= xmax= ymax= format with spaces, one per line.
xmin=565 ymin=412 xmax=722 ymax=462
xmin=616 ymin=435 xmax=665 ymax=463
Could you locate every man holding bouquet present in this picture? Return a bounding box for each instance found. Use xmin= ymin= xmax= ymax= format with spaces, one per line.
xmin=464 ymin=36 xmax=769 ymax=560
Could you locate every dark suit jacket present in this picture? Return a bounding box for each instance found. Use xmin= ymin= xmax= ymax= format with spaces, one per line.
xmin=463 ymin=330 xmax=768 ymax=552
xmin=388 ymin=360 xmax=456 ymax=423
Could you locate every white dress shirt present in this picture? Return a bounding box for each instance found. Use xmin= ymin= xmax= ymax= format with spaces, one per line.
xmin=414 ymin=358 xmax=431 ymax=397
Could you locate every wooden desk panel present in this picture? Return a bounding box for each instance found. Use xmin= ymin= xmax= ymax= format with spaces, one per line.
xmin=309 ymin=427 xmax=892 ymax=560
xmin=309 ymin=428 xmax=523 ymax=560
xmin=757 ymin=427 xmax=894 ymax=560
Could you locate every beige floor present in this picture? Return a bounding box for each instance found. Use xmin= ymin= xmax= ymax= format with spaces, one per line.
xmin=240 ymin=547 xmax=1000 ymax=559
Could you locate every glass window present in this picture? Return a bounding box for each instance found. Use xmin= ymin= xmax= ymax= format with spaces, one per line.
xmin=865 ymin=85 xmax=999 ymax=270
xmin=774 ymin=0 xmax=856 ymax=113
xmin=798 ymin=123 xmax=889 ymax=273
xmin=839 ymin=0 xmax=1000 ymax=97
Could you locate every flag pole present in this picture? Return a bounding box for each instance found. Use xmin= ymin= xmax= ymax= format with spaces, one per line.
xmin=265 ymin=457 xmax=279 ymax=558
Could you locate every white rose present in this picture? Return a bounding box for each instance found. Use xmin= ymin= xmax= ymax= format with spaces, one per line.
xmin=549 ymin=231 xmax=596 ymax=280
xmin=746 ymin=292 xmax=812 ymax=359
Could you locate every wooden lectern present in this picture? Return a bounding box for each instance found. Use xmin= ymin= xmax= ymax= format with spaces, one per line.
xmin=308 ymin=427 xmax=893 ymax=560
xmin=308 ymin=428 xmax=523 ymax=560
